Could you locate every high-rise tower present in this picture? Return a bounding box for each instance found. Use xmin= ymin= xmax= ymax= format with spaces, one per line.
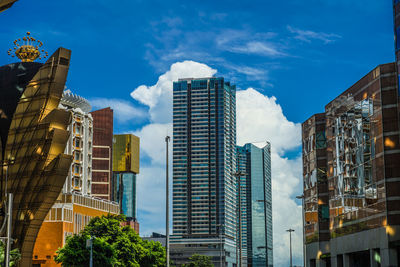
xmin=112 ymin=134 xmax=140 ymax=233
xmin=236 ymin=143 xmax=273 ymax=267
xmin=171 ymin=77 xmax=237 ymax=267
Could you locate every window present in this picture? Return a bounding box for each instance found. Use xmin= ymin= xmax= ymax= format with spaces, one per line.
xmin=75 ymin=138 xmax=81 ymax=148
xmin=74 ymin=165 xmax=79 ymax=174
xmin=75 ymin=123 xmax=81 ymax=134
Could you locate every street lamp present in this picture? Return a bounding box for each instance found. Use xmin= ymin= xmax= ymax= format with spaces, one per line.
xmin=86 ymin=236 xmax=95 ymax=267
xmin=165 ymin=136 xmax=171 ymax=267
xmin=296 ymin=194 xmax=306 ymax=267
xmin=286 ymin=228 xmax=295 ymax=267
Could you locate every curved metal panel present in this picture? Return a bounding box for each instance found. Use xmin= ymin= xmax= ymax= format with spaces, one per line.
xmin=3 ymin=48 xmax=72 ymax=266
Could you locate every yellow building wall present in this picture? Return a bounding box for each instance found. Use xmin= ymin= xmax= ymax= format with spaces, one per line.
xmin=32 ymin=222 xmax=70 ymax=267
xmin=33 ymin=203 xmax=116 ymax=266
xmin=112 ymin=134 xmax=140 ymax=174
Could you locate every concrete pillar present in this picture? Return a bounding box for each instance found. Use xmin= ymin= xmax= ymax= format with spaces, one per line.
xmin=381 ymin=248 xmax=398 ymax=267
xmin=343 ymin=253 xmax=350 ymax=267
xmin=330 ymin=256 xmax=337 ymax=267
xmin=370 ymin=249 xmax=378 ymax=267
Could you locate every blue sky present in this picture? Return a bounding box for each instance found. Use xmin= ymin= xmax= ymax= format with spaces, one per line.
xmin=1 ymin=0 xmax=394 ymax=126
xmin=0 ymin=0 xmax=396 ymax=266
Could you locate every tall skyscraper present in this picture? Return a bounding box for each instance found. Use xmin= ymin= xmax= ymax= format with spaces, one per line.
xmin=171 ymin=77 xmax=237 ymax=267
xmin=302 ymin=63 xmax=400 ymax=266
xmin=236 ymin=143 xmax=273 ymax=267
xmin=112 ymin=134 xmax=140 ymax=233
xmin=91 ymin=107 xmax=113 ymax=200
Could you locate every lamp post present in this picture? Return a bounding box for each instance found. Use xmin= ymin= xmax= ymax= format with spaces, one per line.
xmin=286 ymin=229 xmax=295 ymax=267
xmin=296 ymin=194 xmax=306 ymax=267
xmin=86 ymin=236 xmax=95 ymax=267
xmin=165 ymin=136 xmax=171 ymax=267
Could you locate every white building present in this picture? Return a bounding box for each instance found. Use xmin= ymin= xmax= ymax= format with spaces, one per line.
xmin=59 ymin=90 xmax=93 ymax=195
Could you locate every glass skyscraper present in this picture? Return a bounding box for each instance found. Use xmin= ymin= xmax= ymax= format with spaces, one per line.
xmin=171 ymin=77 xmax=237 ymax=267
xmin=236 ymin=143 xmax=273 ymax=267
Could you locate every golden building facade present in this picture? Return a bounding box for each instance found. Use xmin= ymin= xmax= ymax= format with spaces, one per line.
xmin=1 ymin=47 xmax=73 ymax=266
xmin=112 ymin=134 xmax=139 ymax=173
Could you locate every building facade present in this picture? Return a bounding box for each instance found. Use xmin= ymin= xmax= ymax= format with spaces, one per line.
xmin=171 ymin=77 xmax=237 ymax=267
xmin=302 ymin=113 xmax=330 ymax=266
xmin=32 ymin=193 xmax=119 ymax=266
xmin=112 ymin=134 xmax=140 ymax=233
xmin=90 ymin=107 xmax=113 ymax=200
xmin=0 ymin=47 xmax=73 ymax=266
xmin=236 ymin=143 xmax=273 ymax=267
xmin=302 ymin=63 xmax=400 ymax=267
xmin=33 ymin=95 xmax=120 ymax=266
xmin=59 ymin=90 xmax=93 ymax=195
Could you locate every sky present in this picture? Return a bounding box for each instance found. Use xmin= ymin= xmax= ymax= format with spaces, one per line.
xmin=0 ymin=0 xmax=396 ymax=266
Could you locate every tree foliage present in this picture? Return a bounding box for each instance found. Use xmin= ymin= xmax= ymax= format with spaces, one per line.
xmin=184 ymin=254 xmax=214 ymax=267
xmin=55 ymin=234 xmax=115 ymax=267
xmin=0 ymin=242 xmax=21 ymax=267
xmin=55 ymin=214 xmax=166 ymax=267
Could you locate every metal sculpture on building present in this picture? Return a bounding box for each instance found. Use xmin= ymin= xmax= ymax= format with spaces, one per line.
xmin=1 ymin=33 xmax=73 ymax=266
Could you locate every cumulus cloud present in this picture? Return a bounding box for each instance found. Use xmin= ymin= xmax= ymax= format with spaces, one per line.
xmin=237 ymin=88 xmax=301 ymax=154
xmin=131 ymin=61 xmax=303 ymax=266
xmin=90 ymin=98 xmax=147 ymax=124
xmin=131 ymin=60 xmax=217 ymax=123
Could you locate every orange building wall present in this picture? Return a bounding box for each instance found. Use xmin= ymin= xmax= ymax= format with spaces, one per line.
xmin=33 ymin=203 xmax=116 ymax=267
xmin=32 ymin=222 xmax=71 ymax=267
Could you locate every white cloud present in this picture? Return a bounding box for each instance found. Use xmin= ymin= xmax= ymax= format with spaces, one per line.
xmin=131 ymin=60 xmax=217 ymax=123
xmin=228 ymin=41 xmax=287 ymax=57
xmin=131 ymin=61 xmax=303 ymax=266
xmin=133 ymin=123 xmax=172 ymax=165
xmin=90 ymin=98 xmax=147 ymax=123
xmin=237 ymin=88 xmax=301 ymax=155
xmin=287 ymin=25 xmax=342 ymax=44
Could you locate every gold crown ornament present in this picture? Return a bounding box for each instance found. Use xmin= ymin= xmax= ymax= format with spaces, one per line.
xmin=7 ymin=32 xmax=48 ymax=62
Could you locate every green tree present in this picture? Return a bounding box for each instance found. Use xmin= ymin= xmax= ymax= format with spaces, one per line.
xmin=0 ymin=242 xmax=21 ymax=266
xmin=184 ymin=254 xmax=214 ymax=267
xmin=55 ymin=234 xmax=116 ymax=267
xmin=55 ymin=214 xmax=166 ymax=267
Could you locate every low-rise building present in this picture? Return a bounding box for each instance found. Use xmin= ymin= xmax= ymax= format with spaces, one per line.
xmin=32 ymin=193 xmax=119 ymax=266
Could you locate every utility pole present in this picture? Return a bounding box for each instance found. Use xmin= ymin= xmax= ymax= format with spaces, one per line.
xmin=296 ymin=195 xmax=306 ymax=267
xmin=165 ymin=136 xmax=171 ymax=267
xmin=286 ymin=229 xmax=295 ymax=267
